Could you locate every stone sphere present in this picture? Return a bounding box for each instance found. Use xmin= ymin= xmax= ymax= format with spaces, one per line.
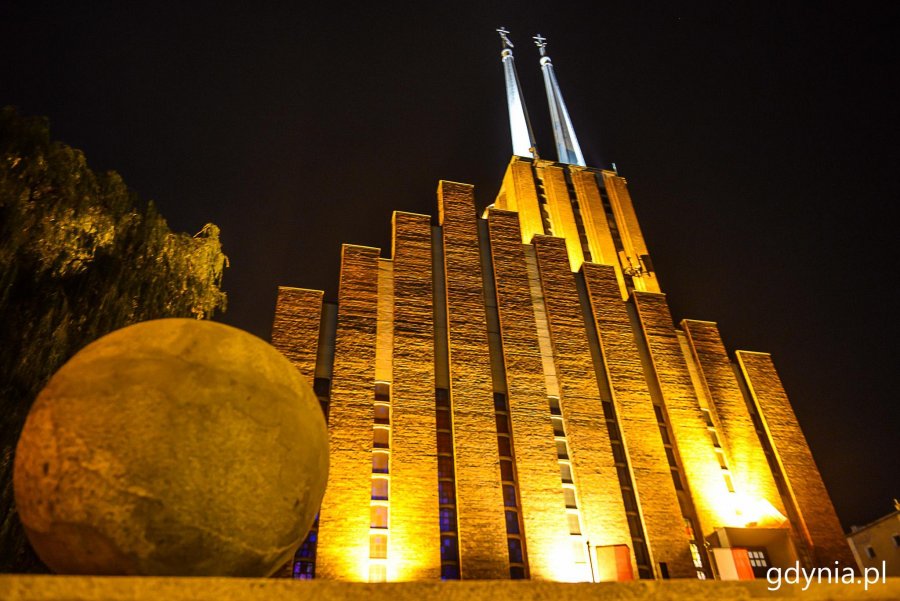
xmin=13 ymin=318 xmax=328 ymax=577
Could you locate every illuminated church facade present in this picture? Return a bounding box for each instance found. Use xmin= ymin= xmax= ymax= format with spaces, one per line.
xmin=271 ymin=30 xmax=853 ymax=582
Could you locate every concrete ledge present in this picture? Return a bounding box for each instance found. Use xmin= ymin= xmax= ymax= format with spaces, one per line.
xmin=2 ymin=576 xmax=898 ymax=600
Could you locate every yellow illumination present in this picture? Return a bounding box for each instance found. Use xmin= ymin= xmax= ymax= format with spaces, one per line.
xmin=715 ymin=492 xmax=788 ymax=529
xmin=547 ymin=539 xmax=582 ymax=582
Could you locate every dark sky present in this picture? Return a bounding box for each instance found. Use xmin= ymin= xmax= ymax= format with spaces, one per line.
xmin=2 ymin=2 xmax=897 ymax=531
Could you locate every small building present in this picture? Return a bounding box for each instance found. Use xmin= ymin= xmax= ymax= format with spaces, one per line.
xmin=847 ymin=502 xmax=900 ymax=576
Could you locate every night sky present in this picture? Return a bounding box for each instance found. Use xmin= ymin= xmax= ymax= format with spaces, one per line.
xmin=2 ymin=3 xmax=897 ymax=532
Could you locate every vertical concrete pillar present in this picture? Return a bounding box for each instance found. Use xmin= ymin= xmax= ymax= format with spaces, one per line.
xmin=389 ymin=212 xmax=441 ymax=580
xmin=271 ymin=287 xmax=324 ymax=386
xmin=736 ymin=352 xmax=855 ymax=568
xmin=681 ymin=321 xmax=785 ymax=518
xmin=437 ymin=181 xmax=509 ymax=578
xmin=316 ymin=245 xmax=381 ymax=581
xmin=487 ymin=208 xmax=571 ymax=581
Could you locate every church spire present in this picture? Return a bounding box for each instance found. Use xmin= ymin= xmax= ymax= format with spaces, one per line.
xmin=533 ymin=34 xmax=585 ymax=166
xmin=497 ymin=27 xmax=537 ymax=159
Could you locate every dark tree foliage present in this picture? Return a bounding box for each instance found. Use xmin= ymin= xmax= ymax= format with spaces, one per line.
xmin=0 ymin=107 xmax=228 ymax=571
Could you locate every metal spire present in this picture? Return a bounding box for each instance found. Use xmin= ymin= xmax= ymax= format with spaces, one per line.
xmin=533 ymin=34 xmax=585 ymax=166
xmin=497 ymin=27 xmax=537 ymax=159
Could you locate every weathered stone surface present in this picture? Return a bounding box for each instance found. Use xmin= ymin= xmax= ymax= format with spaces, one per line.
xmin=271 ymin=287 xmax=324 ymax=385
xmin=13 ymin=319 xmax=328 ymax=577
xmin=438 ymin=181 xmax=509 ymax=579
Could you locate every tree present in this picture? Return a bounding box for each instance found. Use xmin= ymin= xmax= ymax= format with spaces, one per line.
xmin=0 ymin=107 xmax=228 ymax=571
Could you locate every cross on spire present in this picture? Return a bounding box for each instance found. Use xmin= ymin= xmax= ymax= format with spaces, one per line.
xmin=497 ymin=27 xmax=514 ymax=49
xmin=533 ymin=33 xmax=547 ymax=56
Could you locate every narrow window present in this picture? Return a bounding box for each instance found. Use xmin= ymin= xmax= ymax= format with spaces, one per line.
xmin=690 ymin=543 xmax=704 ymax=569
xmin=504 ymin=510 xmax=520 ymax=534
xmin=438 ymin=480 xmax=455 ymax=505
xmin=659 ymin=425 xmax=671 ymax=445
xmin=508 ymin=538 xmax=524 ymax=564
xmin=370 ymin=505 xmax=388 ymax=529
xmin=436 ymin=409 xmax=451 ymax=430
xmin=567 ymin=512 xmax=582 ymax=535
xmin=441 ymin=564 xmax=460 ymax=580
xmin=495 ymin=413 xmax=509 ymax=433
xmin=503 ymin=484 xmax=517 ymax=507
xmin=551 ymin=416 xmax=565 ymax=437
xmin=373 ymin=427 xmax=389 ymax=448
xmin=571 ymin=539 xmax=586 ymax=563
xmin=659 ymin=562 xmax=670 ymax=579
xmin=722 ymin=471 xmax=735 ymax=493
xmin=548 ymin=396 xmax=561 ymax=415
xmin=438 ymin=455 xmax=454 ymax=479
xmin=611 ymin=442 xmax=626 ymax=464
xmin=374 ymin=403 xmax=390 ymax=424
xmin=671 ymin=468 xmax=684 ymax=491
xmin=369 ymin=534 xmax=387 ymax=559
xmin=497 ymin=435 xmax=512 ymax=457
xmin=372 ymin=478 xmax=389 ymax=500
xmin=374 ymin=382 xmax=390 ymax=403
xmin=439 ymin=508 xmax=456 ymax=533
xmin=295 ymin=561 xmax=314 ymax=579
xmin=653 ymin=405 xmax=665 ymax=423
xmin=435 ymin=387 xmax=450 ymax=407
xmin=664 ymin=446 xmax=678 ymax=467
xmin=440 ymin=535 xmax=459 ymax=560
xmin=372 ymin=451 xmax=389 ymax=474
xmin=716 ymin=449 xmax=728 ymax=469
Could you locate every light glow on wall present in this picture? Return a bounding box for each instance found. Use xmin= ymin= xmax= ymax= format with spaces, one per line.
xmin=714 ymin=492 xmax=788 ymax=529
